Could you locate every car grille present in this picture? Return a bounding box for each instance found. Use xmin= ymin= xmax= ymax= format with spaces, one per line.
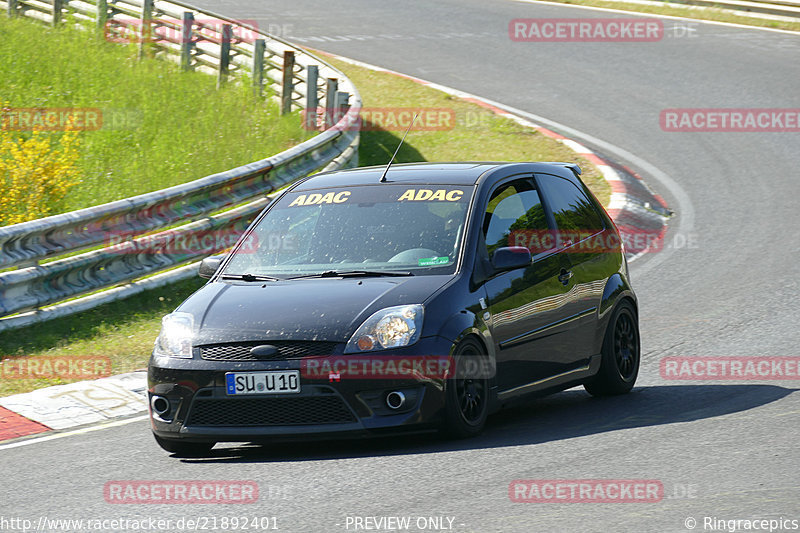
xmin=186 ymin=396 xmax=357 ymax=426
xmin=199 ymin=341 xmax=338 ymax=361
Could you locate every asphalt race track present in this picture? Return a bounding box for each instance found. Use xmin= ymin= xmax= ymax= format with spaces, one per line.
xmin=2 ymin=1 xmax=799 ymax=532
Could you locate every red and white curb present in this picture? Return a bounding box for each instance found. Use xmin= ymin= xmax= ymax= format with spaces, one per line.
xmin=0 ymin=372 xmax=147 ymax=443
xmin=0 ymin=53 xmax=672 ymax=445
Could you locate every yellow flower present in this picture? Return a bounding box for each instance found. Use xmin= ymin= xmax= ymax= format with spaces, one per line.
xmin=0 ymin=103 xmax=82 ymax=226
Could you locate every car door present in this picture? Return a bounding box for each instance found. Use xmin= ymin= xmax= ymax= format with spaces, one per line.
xmin=535 ymin=173 xmax=616 ymax=368
xmin=479 ymin=177 xmax=574 ymax=392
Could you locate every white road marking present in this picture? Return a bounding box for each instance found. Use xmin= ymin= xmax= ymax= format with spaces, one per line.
xmin=0 ymin=415 xmax=149 ymax=451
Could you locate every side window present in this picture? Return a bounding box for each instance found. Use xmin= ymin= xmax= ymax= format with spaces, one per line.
xmin=536 ymin=175 xmax=605 ymax=231
xmin=482 ymin=179 xmax=548 ymax=258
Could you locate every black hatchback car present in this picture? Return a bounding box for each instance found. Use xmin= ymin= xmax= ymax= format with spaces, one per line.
xmin=148 ymin=162 xmax=640 ymax=455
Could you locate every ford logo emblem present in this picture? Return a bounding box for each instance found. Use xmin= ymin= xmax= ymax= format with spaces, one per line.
xmin=249 ymin=345 xmax=279 ymax=358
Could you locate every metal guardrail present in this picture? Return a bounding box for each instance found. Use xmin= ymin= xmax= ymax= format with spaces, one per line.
xmin=0 ymin=0 xmax=362 ymax=331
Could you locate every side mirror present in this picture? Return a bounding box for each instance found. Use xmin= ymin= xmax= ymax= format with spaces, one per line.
xmin=198 ymin=256 xmax=223 ymax=279
xmin=491 ymin=246 xmax=532 ymax=272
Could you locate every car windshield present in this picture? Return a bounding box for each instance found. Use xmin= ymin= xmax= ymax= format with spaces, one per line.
xmin=222 ymin=184 xmax=474 ymax=278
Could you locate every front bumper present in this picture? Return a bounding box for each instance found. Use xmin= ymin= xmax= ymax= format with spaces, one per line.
xmin=148 ymin=337 xmax=455 ymax=443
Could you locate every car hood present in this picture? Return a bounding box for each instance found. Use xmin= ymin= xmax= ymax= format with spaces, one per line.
xmin=177 ymin=276 xmax=452 ymax=345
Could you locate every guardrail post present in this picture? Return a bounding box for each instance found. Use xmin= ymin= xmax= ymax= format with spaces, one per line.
xmin=281 ymin=51 xmax=296 ymax=115
xmin=305 ymin=65 xmax=319 ymax=130
xmin=138 ymin=0 xmax=154 ymax=60
xmin=96 ymin=0 xmax=108 ymax=33
xmin=324 ymin=78 xmax=338 ymax=128
xmin=334 ymin=91 xmax=350 ymax=127
xmin=7 ymin=0 xmax=19 ymax=18
xmin=217 ymin=24 xmax=233 ymax=89
xmin=52 ymin=0 xmax=63 ymax=26
xmin=181 ymin=12 xmax=195 ymax=71
xmin=335 ymin=91 xmax=350 ymax=112
xmin=252 ymin=39 xmax=265 ymax=97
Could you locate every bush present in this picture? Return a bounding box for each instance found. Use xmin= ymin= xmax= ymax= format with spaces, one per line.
xmin=0 ymin=115 xmax=81 ymax=225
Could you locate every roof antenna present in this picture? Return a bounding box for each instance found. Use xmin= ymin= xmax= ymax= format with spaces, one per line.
xmin=380 ymin=112 xmax=418 ymax=182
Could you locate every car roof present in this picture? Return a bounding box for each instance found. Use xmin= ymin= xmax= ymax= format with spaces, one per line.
xmin=290 ymin=162 xmax=581 ymax=191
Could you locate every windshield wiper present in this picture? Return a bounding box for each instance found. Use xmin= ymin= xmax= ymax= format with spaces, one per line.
xmin=221 ymin=273 xmax=281 ymax=282
xmin=286 ymin=270 xmax=413 ymax=279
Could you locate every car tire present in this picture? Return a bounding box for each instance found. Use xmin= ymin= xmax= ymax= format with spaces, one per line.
xmin=442 ymin=337 xmax=490 ymax=438
xmin=153 ymin=434 xmax=215 ymax=457
xmin=584 ymin=300 xmax=640 ymax=396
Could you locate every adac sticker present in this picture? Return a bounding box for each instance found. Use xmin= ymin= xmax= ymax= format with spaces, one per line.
xmin=398 ymin=189 xmax=463 ymax=202
xmin=288 ymin=191 xmax=351 ymax=207
xmin=418 ymin=256 xmax=450 ymax=267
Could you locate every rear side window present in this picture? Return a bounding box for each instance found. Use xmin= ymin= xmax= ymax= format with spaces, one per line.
xmin=482 ymin=178 xmax=548 ymax=257
xmin=536 ymin=175 xmax=605 ymax=231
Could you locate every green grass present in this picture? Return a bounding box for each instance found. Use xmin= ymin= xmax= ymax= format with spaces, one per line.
xmin=533 ymin=0 xmax=800 ymax=32
xmin=0 ymin=14 xmax=310 ymax=216
xmin=0 ymin=278 xmax=204 ymax=397
xmin=0 ymin=42 xmax=613 ymax=397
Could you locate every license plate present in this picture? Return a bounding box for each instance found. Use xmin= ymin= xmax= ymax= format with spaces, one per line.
xmin=225 ymin=371 xmax=301 ymax=395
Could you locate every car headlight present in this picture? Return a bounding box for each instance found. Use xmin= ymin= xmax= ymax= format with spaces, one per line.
xmin=154 ymin=312 xmax=194 ymax=358
xmin=345 ymin=305 xmax=424 ymax=353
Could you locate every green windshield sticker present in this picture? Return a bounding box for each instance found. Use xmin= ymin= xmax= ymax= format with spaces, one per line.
xmin=418 ymin=256 xmax=450 ymax=267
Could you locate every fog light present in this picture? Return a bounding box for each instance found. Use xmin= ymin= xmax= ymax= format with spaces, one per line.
xmin=150 ymin=395 xmax=170 ymax=417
